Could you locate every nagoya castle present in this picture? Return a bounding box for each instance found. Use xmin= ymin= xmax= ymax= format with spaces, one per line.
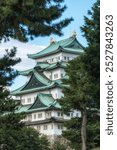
xmin=12 ymin=32 xmax=83 ymax=140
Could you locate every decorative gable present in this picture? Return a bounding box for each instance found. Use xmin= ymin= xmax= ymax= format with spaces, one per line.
xmin=22 ymin=74 xmax=46 ymax=91
xmin=29 ymin=96 xmax=47 ymax=110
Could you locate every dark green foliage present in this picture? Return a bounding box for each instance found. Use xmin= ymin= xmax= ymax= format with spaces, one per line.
xmin=63 ymin=114 xmax=100 ymax=150
xmin=62 ymin=118 xmax=82 ymax=149
xmin=0 ymin=0 xmax=73 ymax=42
xmin=60 ymin=0 xmax=100 ymax=149
xmin=0 ymin=48 xmax=21 ymax=114
xmin=0 ymin=127 xmax=50 ymax=150
xmin=0 ymin=0 xmax=72 ymax=149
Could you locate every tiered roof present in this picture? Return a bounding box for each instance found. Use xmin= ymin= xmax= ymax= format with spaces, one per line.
xmin=27 ymin=36 xmax=84 ymax=59
xmin=19 ymin=61 xmax=67 ymax=76
xmin=16 ymin=93 xmax=61 ymax=113
xmin=11 ymin=69 xmax=62 ymax=95
xmin=12 ymin=36 xmax=84 ymax=120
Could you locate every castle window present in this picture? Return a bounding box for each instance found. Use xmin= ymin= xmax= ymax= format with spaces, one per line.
xmin=54 ymin=74 xmax=58 ymax=79
xmin=76 ymin=113 xmax=79 ymax=117
xmin=71 ymin=112 xmax=73 ymax=117
xmin=38 ymin=113 xmax=42 ymax=118
xmin=64 ymin=56 xmax=67 ymax=60
xmin=58 ymin=124 xmax=63 ymax=129
xmin=43 ymin=125 xmax=48 ymax=130
xmin=58 ymin=112 xmax=63 ymax=117
xmin=58 ymin=112 xmax=60 ymax=116
xmin=34 ymin=114 xmax=36 ymax=119
xmin=61 ymin=112 xmax=63 ymax=116
xmin=46 ymin=112 xmax=51 ymax=118
xmin=27 ymin=98 xmax=31 ymax=103
xmin=67 ymin=57 xmax=69 ymax=60
xmin=61 ymin=73 xmax=64 ymax=78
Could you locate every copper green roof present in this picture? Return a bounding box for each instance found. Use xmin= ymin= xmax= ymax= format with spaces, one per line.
xmin=29 ymin=93 xmax=61 ymax=111
xmin=11 ymin=70 xmax=53 ymax=95
xmin=16 ymin=93 xmax=61 ymax=113
xmin=45 ymin=62 xmax=67 ymax=70
xmin=19 ymin=68 xmax=33 ymax=76
xmin=35 ymin=62 xmax=49 ymax=69
xmin=27 ymin=36 xmax=84 ymax=59
xmin=19 ymin=61 xmax=67 ymax=76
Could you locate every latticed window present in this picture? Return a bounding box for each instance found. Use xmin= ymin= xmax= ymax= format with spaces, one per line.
xmin=34 ymin=114 xmax=36 ymax=119
xmin=27 ymin=98 xmax=31 ymax=103
xmin=46 ymin=112 xmax=51 ymax=118
xmin=70 ymin=112 xmax=73 ymax=117
xmin=58 ymin=124 xmax=63 ymax=129
xmin=54 ymin=74 xmax=58 ymax=79
xmin=38 ymin=113 xmax=42 ymax=118
xmin=57 ymin=112 xmax=63 ymax=117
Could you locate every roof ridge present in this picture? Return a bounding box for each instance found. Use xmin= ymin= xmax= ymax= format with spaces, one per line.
xmin=27 ymin=36 xmax=80 ymax=59
xmin=18 ymin=68 xmax=33 ymax=76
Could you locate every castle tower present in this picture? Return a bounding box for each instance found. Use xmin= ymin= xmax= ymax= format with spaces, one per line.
xmin=11 ymin=35 xmax=84 ymax=140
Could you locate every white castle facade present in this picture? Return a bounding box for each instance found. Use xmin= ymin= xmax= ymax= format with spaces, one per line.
xmin=12 ymin=34 xmax=83 ymax=140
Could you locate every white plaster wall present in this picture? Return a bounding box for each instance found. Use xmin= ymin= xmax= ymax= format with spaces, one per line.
xmin=62 ymin=52 xmax=79 ymax=61
xmin=36 ymin=52 xmax=63 ymax=63
xmin=20 ymin=92 xmax=39 ymax=105
xmin=20 ymin=90 xmax=52 ymax=105
xmin=35 ymin=123 xmax=63 ymax=135
xmin=50 ymin=87 xmax=63 ymax=99
xmin=36 ymin=52 xmax=80 ymax=64
xmin=32 ymin=111 xmax=46 ymax=121
xmin=43 ymin=68 xmax=65 ymax=81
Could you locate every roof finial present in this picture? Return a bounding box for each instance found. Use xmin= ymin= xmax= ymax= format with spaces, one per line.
xmin=72 ymin=30 xmax=77 ymax=37
xmin=50 ymin=37 xmax=54 ymax=44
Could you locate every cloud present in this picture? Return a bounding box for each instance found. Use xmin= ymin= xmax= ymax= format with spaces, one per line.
xmin=0 ymin=39 xmax=45 ymax=70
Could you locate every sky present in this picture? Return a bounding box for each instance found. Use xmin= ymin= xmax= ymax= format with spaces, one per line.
xmin=0 ymin=0 xmax=96 ymax=91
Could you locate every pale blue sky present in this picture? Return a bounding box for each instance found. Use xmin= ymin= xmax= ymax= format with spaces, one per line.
xmin=10 ymin=0 xmax=96 ymax=90
xmin=29 ymin=0 xmax=96 ymax=46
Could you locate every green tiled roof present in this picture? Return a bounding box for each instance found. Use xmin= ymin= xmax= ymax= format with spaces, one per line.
xmin=16 ymin=93 xmax=61 ymax=113
xmin=19 ymin=69 xmax=33 ymax=76
xmin=11 ymin=70 xmax=53 ymax=95
xmin=11 ymin=81 xmax=60 ymax=95
xmin=16 ymin=105 xmax=31 ymax=113
xmin=21 ymin=74 xmax=46 ymax=91
xmin=19 ymin=62 xmax=67 ymax=76
xmin=27 ymin=36 xmax=84 ymax=59
xmin=35 ymin=62 xmax=49 ymax=69
xmin=45 ymin=62 xmax=67 ymax=70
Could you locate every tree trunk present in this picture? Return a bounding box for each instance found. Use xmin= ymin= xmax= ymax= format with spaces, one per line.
xmin=81 ymin=110 xmax=87 ymax=150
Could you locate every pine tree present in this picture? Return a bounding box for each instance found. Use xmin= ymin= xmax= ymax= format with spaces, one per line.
xmin=60 ymin=0 xmax=100 ymax=150
xmin=0 ymin=0 xmax=73 ymax=42
xmin=0 ymin=0 xmax=72 ymax=148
